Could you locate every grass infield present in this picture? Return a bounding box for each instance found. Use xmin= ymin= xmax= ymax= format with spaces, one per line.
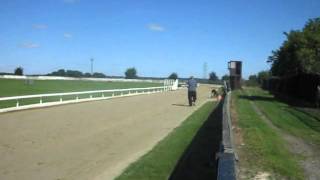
xmin=115 ymin=101 xmax=217 ymax=180
xmin=0 ymin=78 xmax=161 ymax=97
xmin=0 ymin=78 xmax=162 ymax=108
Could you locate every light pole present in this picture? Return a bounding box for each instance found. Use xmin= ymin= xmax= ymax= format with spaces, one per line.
xmin=203 ymin=62 xmax=207 ymax=79
xmin=90 ymin=58 xmax=94 ymax=75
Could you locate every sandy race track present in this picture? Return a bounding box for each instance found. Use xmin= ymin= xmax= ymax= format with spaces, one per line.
xmin=0 ymin=85 xmax=214 ymax=180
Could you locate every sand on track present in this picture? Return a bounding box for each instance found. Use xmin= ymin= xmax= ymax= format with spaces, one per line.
xmin=0 ymin=85 xmax=214 ymax=180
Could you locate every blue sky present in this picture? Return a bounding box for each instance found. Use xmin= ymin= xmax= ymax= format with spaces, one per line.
xmin=1 ymin=0 xmax=320 ymax=79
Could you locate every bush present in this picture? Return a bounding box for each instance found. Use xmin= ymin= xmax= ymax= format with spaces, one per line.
xmin=14 ymin=67 xmax=23 ymax=75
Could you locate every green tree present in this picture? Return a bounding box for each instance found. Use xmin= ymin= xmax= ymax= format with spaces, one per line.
xmin=125 ymin=67 xmax=137 ymax=79
xmin=14 ymin=67 xmax=23 ymax=75
xmin=209 ymin=71 xmax=218 ymax=81
xmin=246 ymin=74 xmax=259 ymax=86
xmin=221 ymin=74 xmax=229 ymax=81
xmin=65 ymin=70 xmax=83 ymax=77
xmin=268 ymin=17 xmax=320 ymax=76
xmin=92 ymin=72 xmax=106 ymax=78
xmin=168 ymin=72 xmax=178 ymax=79
xmin=249 ymin=75 xmax=258 ymax=81
xmin=57 ymin=69 xmax=66 ymax=76
xmin=48 ymin=69 xmax=66 ymax=76
xmin=84 ymin=72 xmax=92 ymax=77
xmin=257 ymin=70 xmax=270 ymax=84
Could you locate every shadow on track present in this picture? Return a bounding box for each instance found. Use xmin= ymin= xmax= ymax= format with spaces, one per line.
xmin=169 ymin=101 xmax=222 ymax=180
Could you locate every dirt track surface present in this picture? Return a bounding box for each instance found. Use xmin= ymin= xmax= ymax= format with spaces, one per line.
xmin=0 ymin=85 xmax=213 ymax=180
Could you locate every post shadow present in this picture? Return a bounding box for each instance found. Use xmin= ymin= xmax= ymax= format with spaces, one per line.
xmin=169 ymin=101 xmax=223 ymax=180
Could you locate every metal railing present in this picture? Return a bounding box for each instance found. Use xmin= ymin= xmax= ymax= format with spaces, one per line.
xmin=0 ymin=86 xmax=172 ymax=113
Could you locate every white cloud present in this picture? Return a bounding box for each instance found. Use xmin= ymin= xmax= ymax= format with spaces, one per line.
xmin=20 ymin=43 xmax=40 ymax=49
xmin=147 ymin=24 xmax=165 ymax=32
xmin=63 ymin=33 xmax=73 ymax=38
xmin=33 ymin=24 xmax=48 ymax=29
xmin=63 ymin=0 xmax=77 ymax=3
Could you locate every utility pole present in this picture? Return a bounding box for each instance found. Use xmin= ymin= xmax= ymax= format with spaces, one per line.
xmin=90 ymin=58 xmax=94 ymax=75
xmin=203 ymin=62 xmax=208 ymax=79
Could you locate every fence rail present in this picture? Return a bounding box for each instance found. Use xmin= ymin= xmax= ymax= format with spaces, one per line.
xmin=0 ymin=86 xmax=172 ymax=113
xmin=0 ymin=75 xmax=164 ymax=83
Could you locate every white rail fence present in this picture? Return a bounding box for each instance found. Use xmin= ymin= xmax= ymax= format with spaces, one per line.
xmin=0 ymin=75 xmax=164 ymax=83
xmin=0 ymin=85 xmax=175 ymax=113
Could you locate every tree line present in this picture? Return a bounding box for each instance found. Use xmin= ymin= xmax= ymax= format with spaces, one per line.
xmin=8 ymin=66 xmax=227 ymax=82
xmin=247 ymin=17 xmax=320 ymax=86
xmin=268 ymin=17 xmax=320 ymax=77
xmin=48 ymin=68 xmax=139 ymax=79
xmin=48 ymin=69 xmax=107 ymax=78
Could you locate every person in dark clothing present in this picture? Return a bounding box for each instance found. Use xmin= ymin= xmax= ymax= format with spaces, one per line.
xmin=187 ymin=76 xmax=197 ymax=106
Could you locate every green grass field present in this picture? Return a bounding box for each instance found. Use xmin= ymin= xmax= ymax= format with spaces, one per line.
xmin=115 ymin=101 xmax=217 ymax=180
xmin=0 ymin=78 xmax=162 ymax=108
xmin=246 ymin=87 xmax=320 ymax=146
xmin=233 ymin=89 xmax=304 ymax=179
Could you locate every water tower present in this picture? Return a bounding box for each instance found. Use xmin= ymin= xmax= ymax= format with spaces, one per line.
xmin=228 ymin=61 xmax=242 ymax=90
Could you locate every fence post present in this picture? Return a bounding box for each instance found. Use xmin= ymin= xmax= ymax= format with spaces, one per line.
xmin=60 ymin=96 xmax=62 ymax=102
xmin=40 ymin=97 xmax=42 ymax=104
xmin=16 ymin=100 xmax=19 ymax=107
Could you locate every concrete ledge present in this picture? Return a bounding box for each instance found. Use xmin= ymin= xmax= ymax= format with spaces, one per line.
xmin=217 ymin=153 xmax=236 ymax=180
xmin=217 ymin=91 xmax=237 ymax=180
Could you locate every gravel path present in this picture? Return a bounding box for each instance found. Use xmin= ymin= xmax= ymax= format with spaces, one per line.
xmin=0 ymin=85 xmax=212 ymax=180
